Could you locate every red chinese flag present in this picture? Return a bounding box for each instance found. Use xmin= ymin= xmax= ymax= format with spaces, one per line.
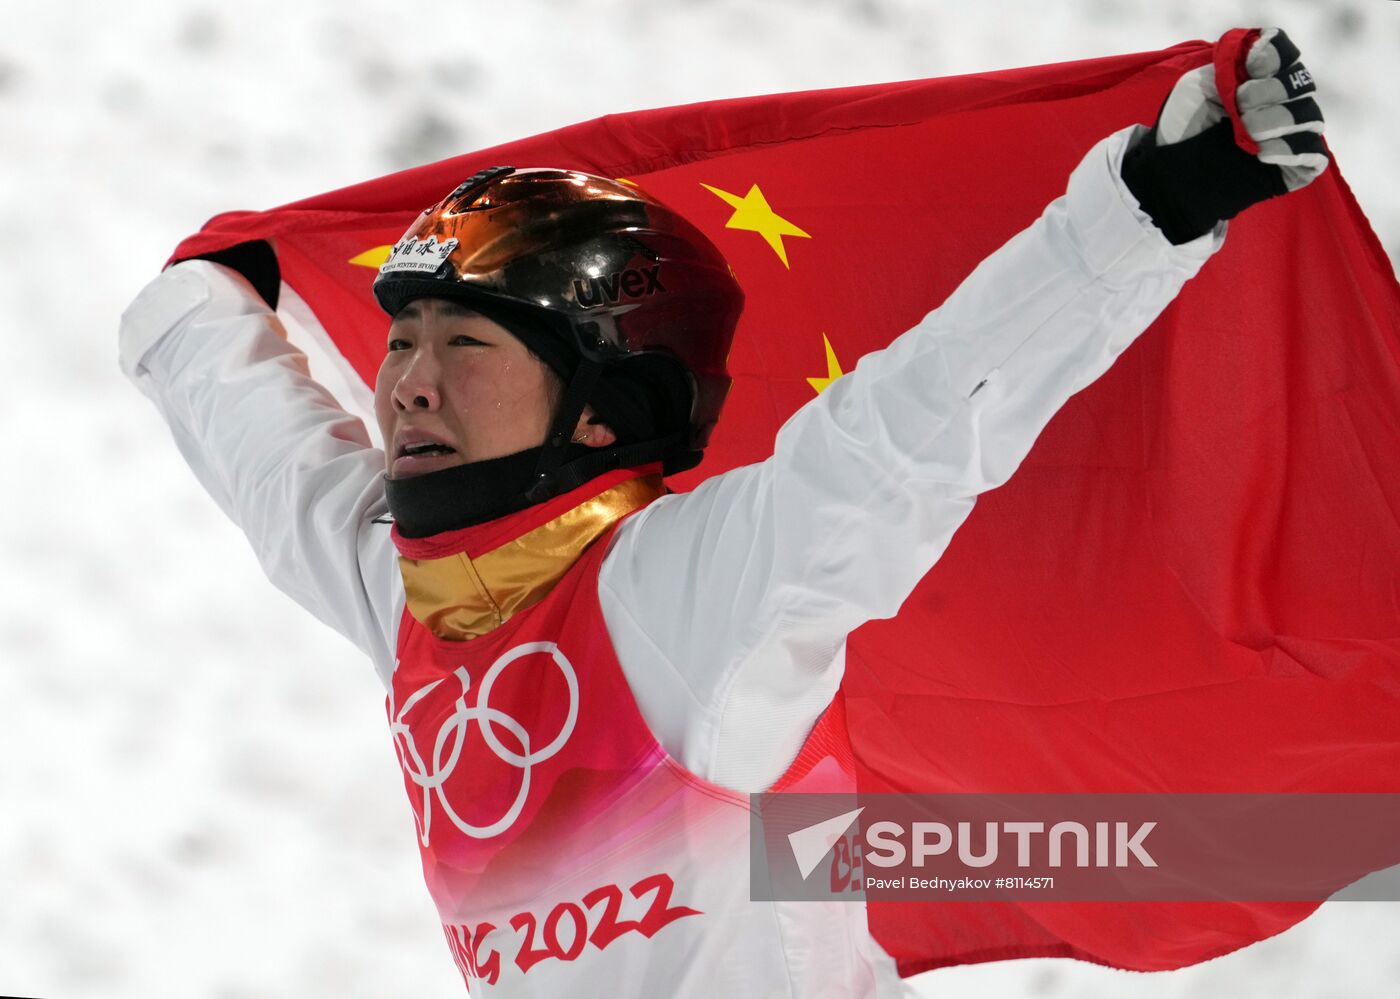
xmin=173 ymin=38 xmax=1400 ymax=977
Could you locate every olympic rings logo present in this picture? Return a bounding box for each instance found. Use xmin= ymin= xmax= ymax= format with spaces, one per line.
xmin=389 ymin=641 xmax=580 ymax=844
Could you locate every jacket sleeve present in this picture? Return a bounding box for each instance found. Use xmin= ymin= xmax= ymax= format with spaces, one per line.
xmin=597 ymin=125 xmax=1226 ymax=793
xmin=119 ymin=260 xmax=403 ymax=683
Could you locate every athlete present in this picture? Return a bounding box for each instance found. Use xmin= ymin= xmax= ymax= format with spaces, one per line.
xmin=120 ymin=29 xmax=1326 ymax=998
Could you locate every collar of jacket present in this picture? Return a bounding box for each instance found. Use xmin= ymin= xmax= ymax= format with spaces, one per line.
xmin=390 ymin=466 xmax=667 ymax=641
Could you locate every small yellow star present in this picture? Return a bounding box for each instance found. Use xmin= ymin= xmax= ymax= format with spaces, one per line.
xmin=700 ymin=182 xmax=811 ymax=268
xmin=349 ymin=245 xmax=393 ymax=269
xmin=807 ymin=334 xmax=846 ymax=394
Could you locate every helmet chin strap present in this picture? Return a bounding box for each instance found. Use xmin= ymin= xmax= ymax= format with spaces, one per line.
xmin=524 ymin=354 xmax=691 ymax=505
xmin=529 ymin=356 xmax=604 ymax=501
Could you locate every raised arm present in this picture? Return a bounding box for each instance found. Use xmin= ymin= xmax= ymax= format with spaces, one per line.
xmin=603 ymin=28 xmax=1328 ymax=794
xmin=119 ymin=260 xmax=402 ymax=681
xmin=600 ymin=125 xmax=1222 ymax=791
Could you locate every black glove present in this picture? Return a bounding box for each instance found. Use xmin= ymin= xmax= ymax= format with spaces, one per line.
xmin=179 ymin=239 xmax=281 ymax=310
xmin=1122 ymin=28 xmax=1329 ymax=245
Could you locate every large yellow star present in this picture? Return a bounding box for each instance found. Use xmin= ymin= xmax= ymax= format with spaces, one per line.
xmin=807 ymin=334 xmax=846 ymax=394
xmin=350 ymin=245 xmax=393 ymax=269
xmin=700 ymin=182 xmax=810 ymax=269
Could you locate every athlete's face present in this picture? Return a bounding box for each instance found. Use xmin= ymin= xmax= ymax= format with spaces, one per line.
xmin=374 ymin=298 xmax=612 ymax=479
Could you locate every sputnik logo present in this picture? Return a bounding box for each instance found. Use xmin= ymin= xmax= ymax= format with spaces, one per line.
xmin=390 ymin=641 xmax=580 ymax=844
xmin=788 ymin=807 xmax=865 ymax=879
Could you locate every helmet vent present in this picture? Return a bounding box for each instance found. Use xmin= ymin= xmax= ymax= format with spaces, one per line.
xmin=447 ymin=165 xmax=515 ymax=204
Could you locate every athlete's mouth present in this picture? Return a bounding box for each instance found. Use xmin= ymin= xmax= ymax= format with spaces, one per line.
xmin=391 ymin=431 xmax=462 ymax=477
xmin=393 ymin=425 xmax=459 ymax=459
xmin=398 ymin=442 xmax=457 ymax=458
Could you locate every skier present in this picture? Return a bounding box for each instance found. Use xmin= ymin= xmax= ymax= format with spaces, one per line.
xmin=120 ymin=29 xmax=1326 ymax=998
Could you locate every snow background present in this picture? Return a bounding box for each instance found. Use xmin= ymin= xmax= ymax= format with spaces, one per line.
xmin=3 ymin=1 xmax=1398 ymax=996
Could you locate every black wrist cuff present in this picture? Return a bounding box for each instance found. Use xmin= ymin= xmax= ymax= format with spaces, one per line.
xmin=185 ymin=240 xmax=281 ymax=310
xmin=1120 ymin=120 xmax=1287 ymax=245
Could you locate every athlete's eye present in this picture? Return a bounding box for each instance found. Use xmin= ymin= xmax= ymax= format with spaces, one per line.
xmin=387 ymin=338 xmax=411 ymax=351
xmin=450 ymin=335 xmax=484 ymax=346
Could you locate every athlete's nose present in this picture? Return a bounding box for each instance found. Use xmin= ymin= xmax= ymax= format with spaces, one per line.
xmin=393 ymin=350 xmax=442 ymax=412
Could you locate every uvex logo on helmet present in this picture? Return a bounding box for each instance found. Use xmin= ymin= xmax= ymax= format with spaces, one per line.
xmin=572 ymin=265 xmax=667 ymax=309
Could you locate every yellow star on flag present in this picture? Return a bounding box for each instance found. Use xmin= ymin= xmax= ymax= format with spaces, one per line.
xmin=700 ymin=182 xmax=810 ymax=268
xmin=350 ymin=245 xmax=393 ymax=269
xmin=807 ymin=334 xmax=846 ymax=394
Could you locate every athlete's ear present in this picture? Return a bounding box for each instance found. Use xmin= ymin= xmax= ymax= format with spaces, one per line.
xmin=572 ymin=406 xmax=617 ymax=449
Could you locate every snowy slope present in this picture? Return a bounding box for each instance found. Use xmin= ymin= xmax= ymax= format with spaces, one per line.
xmin=3 ymin=2 xmax=1397 ymax=997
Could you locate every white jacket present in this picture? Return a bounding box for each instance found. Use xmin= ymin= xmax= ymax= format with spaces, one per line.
xmin=120 ymin=125 xmax=1219 ymax=813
